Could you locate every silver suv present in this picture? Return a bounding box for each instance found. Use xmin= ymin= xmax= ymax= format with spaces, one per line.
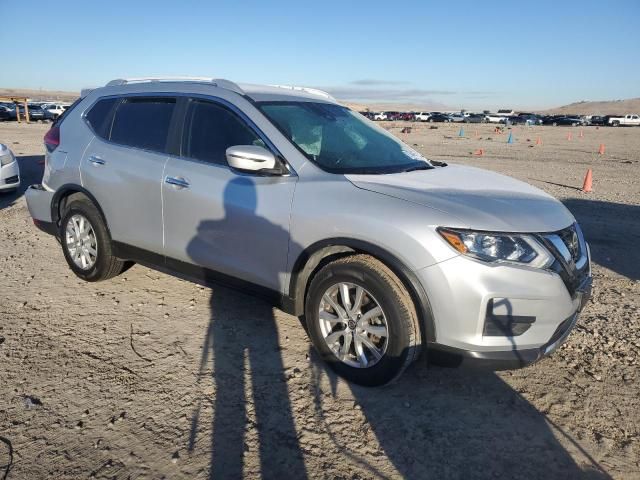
xmin=26 ymin=77 xmax=592 ymax=386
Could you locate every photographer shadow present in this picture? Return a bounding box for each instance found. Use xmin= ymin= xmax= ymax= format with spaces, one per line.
xmin=186 ymin=177 xmax=307 ymax=479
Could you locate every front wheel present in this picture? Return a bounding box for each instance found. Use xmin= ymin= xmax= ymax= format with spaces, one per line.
xmin=60 ymin=196 xmax=127 ymax=282
xmin=305 ymin=255 xmax=422 ymax=386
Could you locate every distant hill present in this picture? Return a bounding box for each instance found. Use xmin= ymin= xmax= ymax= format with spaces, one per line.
xmin=0 ymin=88 xmax=79 ymax=103
xmin=343 ymin=100 xmax=451 ymax=113
xmin=541 ymin=98 xmax=640 ymax=116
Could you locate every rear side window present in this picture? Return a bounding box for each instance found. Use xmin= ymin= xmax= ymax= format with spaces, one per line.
xmin=85 ymin=98 xmax=118 ymax=139
xmin=182 ymin=99 xmax=264 ymax=165
xmin=110 ymin=97 xmax=176 ymax=153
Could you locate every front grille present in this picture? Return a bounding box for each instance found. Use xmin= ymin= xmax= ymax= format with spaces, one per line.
xmin=540 ymin=223 xmax=589 ymax=297
xmin=4 ymin=175 xmax=19 ymax=184
xmin=557 ymin=225 xmax=581 ymax=263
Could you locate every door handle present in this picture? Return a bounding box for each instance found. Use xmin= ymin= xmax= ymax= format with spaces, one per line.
xmin=165 ymin=176 xmax=190 ymax=189
xmin=88 ymin=155 xmax=106 ymax=166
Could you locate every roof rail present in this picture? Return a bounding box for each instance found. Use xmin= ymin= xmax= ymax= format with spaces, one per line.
xmin=268 ymin=85 xmax=337 ymax=102
xmin=104 ymin=77 xmax=245 ymax=95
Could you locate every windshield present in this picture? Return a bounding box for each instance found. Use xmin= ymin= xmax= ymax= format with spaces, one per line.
xmin=258 ymin=101 xmax=432 ymax=174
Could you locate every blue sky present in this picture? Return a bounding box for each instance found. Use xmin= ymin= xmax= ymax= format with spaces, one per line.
xmin=1 ymin=0 xmax=638 ymax=109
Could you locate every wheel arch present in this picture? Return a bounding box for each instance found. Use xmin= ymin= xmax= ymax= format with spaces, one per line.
xmin=288 ymin=238 xmax=436 ymax=343
xmin=51 ymin=184 xmax=110 ymax=235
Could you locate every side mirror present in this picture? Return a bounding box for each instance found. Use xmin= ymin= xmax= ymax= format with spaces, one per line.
xmin=226 ymin=145 xmax=276 ymax=172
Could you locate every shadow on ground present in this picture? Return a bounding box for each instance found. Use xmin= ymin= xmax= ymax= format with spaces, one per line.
xmin=563 ymin=198 xmax=640 ymax=280
xmin=186 ymin=284 xmax=610 ymax=479
xmin=0 ymin=155 xmax=44 ymax=211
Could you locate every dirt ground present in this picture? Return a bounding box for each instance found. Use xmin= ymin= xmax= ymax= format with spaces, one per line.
xmin=0 ymin=121 xmax=638 ymax=479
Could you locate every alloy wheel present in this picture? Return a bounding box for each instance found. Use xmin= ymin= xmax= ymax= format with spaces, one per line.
xmin=65 ymin=214 xmax=98 ymax=270
xmin=318 ymin=282 xmax=389 ymax=368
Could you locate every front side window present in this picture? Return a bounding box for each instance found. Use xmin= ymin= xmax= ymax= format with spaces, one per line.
xmin=182 ymin=99 xmax=264 ymax=165
xmin=110 ymin=97 xmax=176 ymax=152
xmin=258 ymin=102 xmax=432 ymax=174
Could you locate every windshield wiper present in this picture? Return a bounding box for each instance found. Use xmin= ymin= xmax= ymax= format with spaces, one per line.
xmin=402 ymin=164 xmax=434 ymax=172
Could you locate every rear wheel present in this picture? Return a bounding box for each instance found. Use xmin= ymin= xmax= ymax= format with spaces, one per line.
xmin=60 ymin=197 xmax=126 ymax=282
xmin=305 ymin=255 xmax=422 ymax=386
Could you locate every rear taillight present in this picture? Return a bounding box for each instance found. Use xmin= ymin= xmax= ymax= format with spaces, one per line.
xmin=44 ymin=125 xmax=60 ymax=152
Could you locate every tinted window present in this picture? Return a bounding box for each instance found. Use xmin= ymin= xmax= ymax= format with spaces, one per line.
xmin=85 ymin=98 xmax=118 ymax=139
xmin=110 ymin=97 xmax=176 ymax=152
xmin=183 ymin=99 xmax=264 ymax=164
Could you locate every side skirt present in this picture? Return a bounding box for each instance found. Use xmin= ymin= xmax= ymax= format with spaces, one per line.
xmin=111 ymin=241 xmax=296 ymax=315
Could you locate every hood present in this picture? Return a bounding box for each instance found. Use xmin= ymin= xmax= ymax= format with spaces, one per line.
xmin=346 ymin=164 xmax=574 ymax=232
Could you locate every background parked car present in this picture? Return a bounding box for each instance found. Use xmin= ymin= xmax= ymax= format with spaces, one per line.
xmin=0 ymin=103 xmax=17 ymax=120
xmin=373 ymin=112 xmax=387 ymax=121
xmin=589 ymin=115 xmax=606 ymax=125
xmin=42 ymin=103 xmax=68 ymax=120
xmin=0 ymin=143 xmax=20 ymax=193
xmin=543 ymin=116 xmax=582 ymax=126
xmin=463 ymin=113 xmax=486 ymax=123
xmin=397 ymin=112 xmax=414 ymax=121
xmin=0 ymin=106 xmax=13 ymax=121
xmin=508 ymin=114 xmax=542 ymax=126
xmin=485 ymin=113 xmax=507 ymax=124
xmin=414 ymin=112 xmax=431 ymax=122
xmin=428 ymin=113 xmax=452 ymax=122
xmin=449 ymin=113 xmax=466 ymax=122
xmin=17 ymin=104 xmax=48 ymax=121
xmin=604 ymin=114 xmax=640 ymax=126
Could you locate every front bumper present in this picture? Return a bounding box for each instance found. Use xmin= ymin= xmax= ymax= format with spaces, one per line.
xmin=429 ymin=275 xmax=591 ymax=369
xmin=417 ymin=244 xmax=591 ymax=368
xmin=0 ymin=160 xmax=20 ymax=191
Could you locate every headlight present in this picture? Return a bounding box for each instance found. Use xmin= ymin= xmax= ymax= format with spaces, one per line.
xmin=0 ymin=151 xmax=15 ymax=166
xmin=438 ymin=228 xmax=554 ymax=269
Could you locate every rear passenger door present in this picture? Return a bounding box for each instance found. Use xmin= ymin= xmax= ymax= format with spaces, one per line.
xmin=81 ymin=96 xmax=176 ymax=254
xmin=162 ymin=97 xmax=297 ymax=292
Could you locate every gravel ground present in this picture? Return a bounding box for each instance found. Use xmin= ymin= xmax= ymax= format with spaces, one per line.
xmin=0 ymin=121 xmax=638 ymax=479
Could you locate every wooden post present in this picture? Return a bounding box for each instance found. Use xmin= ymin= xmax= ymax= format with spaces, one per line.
xmin=15 ymin=101 xmax=21 ymax=123
xmin=24 ymin=100 xmax=30 ymax=123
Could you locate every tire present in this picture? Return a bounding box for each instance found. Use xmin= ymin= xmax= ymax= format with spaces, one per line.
xmin=552 ymin=122 xmax=558 ymax=126
xmin=59 ymin=196 xmax=126 ymax=282
xmin=612 ymin=121 xmax=620 ymax=127
xmin=305 ymin=254 xmax=422 ymax=386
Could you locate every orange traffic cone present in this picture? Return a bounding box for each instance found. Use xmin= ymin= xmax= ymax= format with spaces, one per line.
xmin=474 ymin=148 xmax=484 ymax=156
xmin=598 ymin=144 xmax=605 ymax=155
xmin=535 ymin=137 xmax=542 ymax=145
xmin=582 ymin=169 xmax=593 ymax=193
xmin=579 ymin=129 xmax=584 ymax=138
xmin=567 ymin=132 xmax=572 ymax=141
xmin=475 ymin=130 xmax=479 ymax=138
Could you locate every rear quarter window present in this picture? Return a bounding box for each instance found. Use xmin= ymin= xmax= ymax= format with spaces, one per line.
xmin=110 ymin=97 xmax=176 ymax=153
xmin=85 ymin=97 xmax=118 ymax=139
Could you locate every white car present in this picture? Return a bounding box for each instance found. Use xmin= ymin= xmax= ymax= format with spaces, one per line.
xmin=449 ymin=113 xmax=466 ymax=122
xmin=414 ymin=112 xmax=431 ymax=122
xmin=43 ymin=104 xmax=68 ymax=120
xmin=0 ymin=144 xmax=20 ymax=192
xmin=606 ymin=114 xmax=640 ymax=127
xmin=373 ymin=112 xmax=388 ymax=121
xmin=485 ymin=114 xmax=507 ymax=124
